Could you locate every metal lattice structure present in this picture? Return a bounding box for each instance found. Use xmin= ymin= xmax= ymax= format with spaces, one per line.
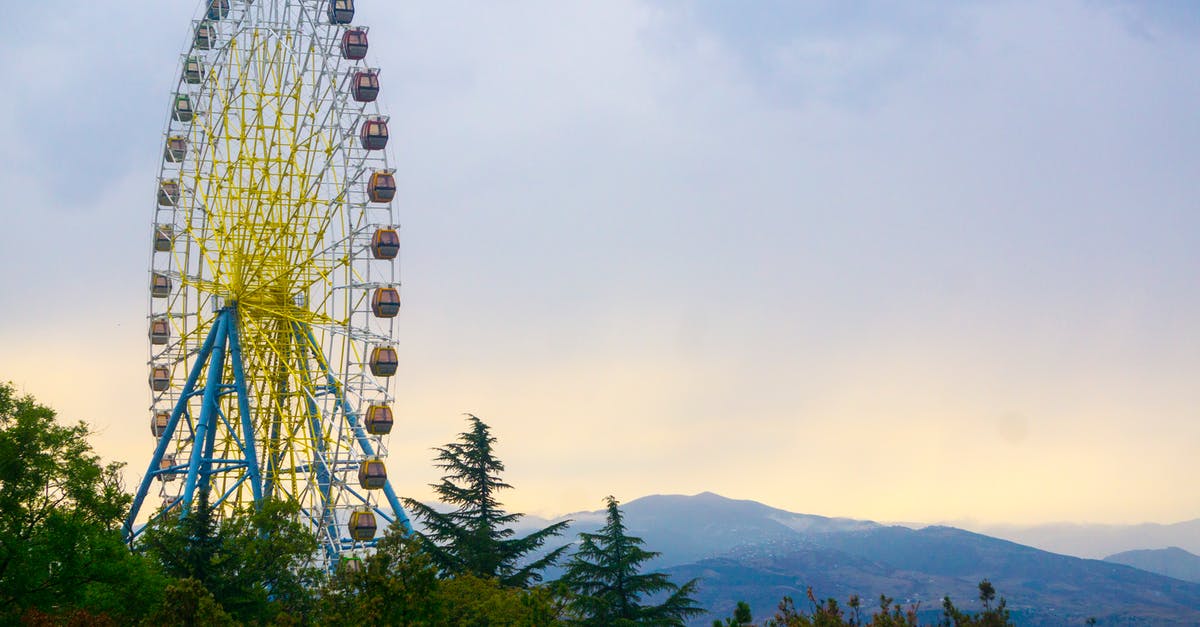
xmin=124 ymin=0 xmax=410 ymax=564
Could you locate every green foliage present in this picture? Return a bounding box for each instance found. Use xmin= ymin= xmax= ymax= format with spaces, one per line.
xmin=319 ymin=524 xmax=444 ymax=625
xmin=865 ymin=593 xmax=919 ymax=627
xmin=440 ymin=573 xmax=564 ymax=625
xmin=140 ymin=495 xmax=321 ymax=624
xmin=220 ymin=498 xmax=323 ymax=618
xmin=142 ymin=578 xmax=237 ymax=627
xmin=939 ymin=580 xmax=1012 ymax=627
xmin=402 ymin=414 xmax=570 ymax=587
xmin=562 ymin=496 xmax=704 ymax=626
xmin=715 ymin=600 xmax=755 ymax=626
xmin=319 ymin=524 xmax=563 ymax=625
xmin=0 ymin=382 xmax=166 ymax=624
xmin=727 ymin=581 xmax=1015 ymax=627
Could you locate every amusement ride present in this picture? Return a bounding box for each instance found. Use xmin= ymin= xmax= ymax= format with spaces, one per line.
xmin=123 ymin=0 xmax=410 ymax=566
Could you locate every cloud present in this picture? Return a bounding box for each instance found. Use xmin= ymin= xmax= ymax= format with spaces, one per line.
xmin=1 ymin=0 xmax=1197 ymax=525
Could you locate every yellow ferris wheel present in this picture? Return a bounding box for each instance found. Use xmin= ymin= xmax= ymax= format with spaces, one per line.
xmin=125 ymin=0 xmax=410 ymax=564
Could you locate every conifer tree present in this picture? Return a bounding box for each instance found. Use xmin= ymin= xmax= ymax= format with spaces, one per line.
xmin=402 ymin=414 xmax=570 ymax=587
xmin=562 ymin=496 xmax=704 ymax=626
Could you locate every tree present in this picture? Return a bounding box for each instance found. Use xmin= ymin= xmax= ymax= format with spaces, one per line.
xmin=218 ymin=498 xmax=324 ymax=619
xmin=439 ymin=572 xmax=564 ymax=625
xmin=141 ymin=578 xmax=236 ymax=627
xmin=939 ymin=580 xmax=1012 ymax=627
xmin=0 ymin=382 xmax=165 ymax=623
xmin=714 ymin=601 xmax=754 ymax=626
xmin=402 ymin=414 xmax=570 ymax=587
xmin=561 ymin=496 xmax=704 ymax=626
xmin=752 ymin=582 xmax=1013 ymax=627
xmin=319 ymin=524 xmax=445 ymax=625
xmin=140 ymin=494 xmax=321 ymax=623
xmin=140 ymin=489 xmax=220 ymax=594
xmin=320 ymin=522 xmax=566 ymax=626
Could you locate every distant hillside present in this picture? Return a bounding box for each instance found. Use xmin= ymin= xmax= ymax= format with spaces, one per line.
xmin=516 ymin=491 xmax=876 ymax=568
xmin=665 ymin=526 xmax=1200 ymax=625
xmin=1104 ymin=547 xmax=1200 ymax=584
xmin=511 ymin=493 xmax=1200 ymax=625
xmin=967 ymin=519 xmax=1200 ymax=559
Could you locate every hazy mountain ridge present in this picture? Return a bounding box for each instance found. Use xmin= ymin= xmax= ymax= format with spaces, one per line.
xmin=965 ymin=519 xmax=1200 ymax=559
xmin=507 ymin=493 xmax=1200 ymax=625
xmin=1104 ymin=546 xmax=1200 ymax=584
xmin=514 ymin=491 xmax=880 ymax=568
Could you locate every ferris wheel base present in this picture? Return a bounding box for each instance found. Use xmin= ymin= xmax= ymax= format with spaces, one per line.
xmin=123 ymin=306 xmax=412 ymax=561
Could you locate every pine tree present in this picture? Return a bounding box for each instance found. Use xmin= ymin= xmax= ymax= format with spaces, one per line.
xmin=562 ymin=496 xmax=704 ymax=626
xmin=402 ymin=414 xmax=570 ymax=588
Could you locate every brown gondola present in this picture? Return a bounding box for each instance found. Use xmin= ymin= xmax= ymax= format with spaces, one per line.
xmin=154 ymin=225 xmax=175 ymax=252
xmin=341 ymin=27 xmax=368 ymax=60
xmin=151 ymin=411 xmax=170 ymax=438
xmin=370 ymin=228 xmax=399 ymax=260
xmin=367 ymin=169 xmax=395 ymax=202
xmin=352 ymin=70 xmax=379 ymax=103
xmin=149 ymin=318 xmax=171 ymax=345
xmin=165 ymin=136 xmax=188 ymax=162
xmin=348 ymin=507 xmax=378 ymax=541
xmin=360 ymin=116 xmax=388 ymax=150
xmin=151 ymin=273 xmax=172 ymax=298
xmin=369 ymin=346 xmax=398 ymax=377
xmin=159 ymin=453 xmax=177 ymax=482
xmin=149 ymin=366 xmax=171 ymax=392
xmin=371 ymin=287 xmax=400 ymax=318
xmin=358 ymin=457 xmax=387 ymax=489
xmin=364 ymin=404 xmax=394 ymax=435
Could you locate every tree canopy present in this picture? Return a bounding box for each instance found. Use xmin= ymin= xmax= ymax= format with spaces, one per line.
xmin=318 ymin=523 xmax=563 ymax=625
xmin=402 ymin=413 xmax=570 ymax=587
xmin=562 ymin=495 xmax=704 ymax=626
xmin=0 ymin=382 xmax=165 ymax=624
xmin=140 ymin=493 xmax=322 ymax=624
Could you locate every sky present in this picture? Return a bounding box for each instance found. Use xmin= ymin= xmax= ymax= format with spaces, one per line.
xmin=0 ymin=0 xmax=1198 ymax=527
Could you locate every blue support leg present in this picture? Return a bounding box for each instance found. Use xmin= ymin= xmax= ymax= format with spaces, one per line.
xmin=182 ymin=313 xmax=229 ymax=511
xmin=293 ymin=323 xmax=341 ymax=560
xmin=227 ymin=312 xmax=264 ymax=505
xmin=123 ymin=313 xmax=224 ymax=542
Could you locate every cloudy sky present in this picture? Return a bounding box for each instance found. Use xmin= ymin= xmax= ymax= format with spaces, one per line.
xmin=1 ymin=1 xmax=1197 ymax=526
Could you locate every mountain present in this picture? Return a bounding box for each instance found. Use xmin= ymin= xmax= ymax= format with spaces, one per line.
xmin=964 ymin=519 xmax=1200 ymax=559
xmin=1104 ymin=547 xmax=1200 ymax=584
xmin=515 ymin=491 xmax=876 ymax=568
xmin=512 ymin=493 xmax=1200 ymax=625
xmin=669 ymin=534 xmax=1200 ymax=626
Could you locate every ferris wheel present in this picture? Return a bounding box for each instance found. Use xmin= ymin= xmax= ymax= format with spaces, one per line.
xmin=123 ymin=0 xmax=410 ymax=564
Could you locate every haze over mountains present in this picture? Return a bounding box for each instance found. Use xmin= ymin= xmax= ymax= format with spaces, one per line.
xmin=1104 ymin=547 xmax=1200 ymax=585
xmin=517 ymin=492 xmax=1200 ymax=566
xmin=959 ymin=519 xmax=1200 ymax=559
xmin=503 ymin=492 xmax=1200 ymax=625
